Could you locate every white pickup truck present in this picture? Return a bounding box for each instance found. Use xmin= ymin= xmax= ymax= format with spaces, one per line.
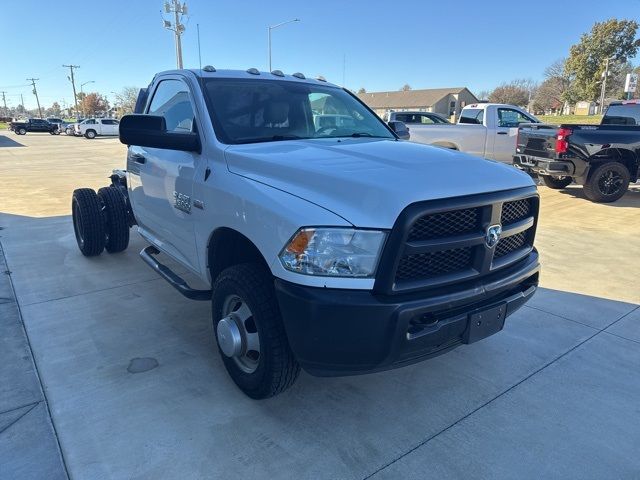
xmin=74 ymin=118 xmax=120 ymax=139
xmin=409 ymin=103 xmax=540 ymax=163
xmin=70 ymin=68 xmax=540 ymax=398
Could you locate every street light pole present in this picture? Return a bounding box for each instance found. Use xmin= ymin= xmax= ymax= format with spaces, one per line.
xmin=80 ymin=81 xmax=95 ymax=117
xmin=268 ymin=18 xmax=300 ymax=71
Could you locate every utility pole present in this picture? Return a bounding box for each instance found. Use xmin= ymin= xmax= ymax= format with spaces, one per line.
xmin=163 ymin=0 xmax=187 ymax=69
xmin=20 ymin=94 xmax=25 ymax=112
xmin=63 ymin=64 xmax=80 ymax=117
xmin=0 ymin=91 xmax=7 ymax=117
xmin=26 ymin=78 xmax=43 ymax=118
xmin=598 ymin=56 xmax=616 ymax=115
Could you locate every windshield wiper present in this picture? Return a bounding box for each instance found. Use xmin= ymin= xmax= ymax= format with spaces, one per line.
xmin=334 ymin=133 xmax=390 ymax=138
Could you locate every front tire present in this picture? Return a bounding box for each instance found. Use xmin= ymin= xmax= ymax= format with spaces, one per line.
xmin=583 ymin=162 xmax=630 ymax=203
xmin=72 ymin=188 xmax=106 ymax=256
xmin=85 ymin=129 xmax=96 ymax=139
xmin=212 ymin=264 xmax=300 ymax=399
xmin=540 ymin=175 xmax=572 ymax=189
xmin=97 ymin=187 xmax=130 ymax=253
xmin=17 ymin=127 xmax=26 ymax=135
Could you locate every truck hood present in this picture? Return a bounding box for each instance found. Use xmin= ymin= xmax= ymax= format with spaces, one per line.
xmin=224 ymin=138 xmax=534 ymax=228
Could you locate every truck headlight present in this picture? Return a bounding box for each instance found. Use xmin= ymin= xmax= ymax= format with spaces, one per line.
xmin=279 ymin=228 xmax=387 ymax=277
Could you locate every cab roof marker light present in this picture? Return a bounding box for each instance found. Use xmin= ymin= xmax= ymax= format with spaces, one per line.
xmin=292 ymin=72 xmax=306 ymax=79
xmin=316 ymin=75 xmax=327 ymax=82
xmin=246 ymin=68 xmax=260 ymax=75
xmin=202 ymin=65 xmax=216 ymax=72
xmin=271 ymin=70 xmax=285 ymax=77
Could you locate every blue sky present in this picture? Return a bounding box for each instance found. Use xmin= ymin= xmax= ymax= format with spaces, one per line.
xmin=2 ymin=0 xmax=638 ymax=109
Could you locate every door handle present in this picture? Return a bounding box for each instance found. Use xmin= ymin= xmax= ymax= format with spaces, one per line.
xmin=131 ymin=153 xmax=146 ymax=164
xmin=496 ymin=131 xmax=508 ymax=135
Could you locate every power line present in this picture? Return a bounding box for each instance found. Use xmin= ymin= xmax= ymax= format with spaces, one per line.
xmin=63 ymin=64 xmax=80 ymax=116
xmin=26 ymin=78 xmax=43 ymax=118
xmin=163 ymin=0 xmax=187 ymax=69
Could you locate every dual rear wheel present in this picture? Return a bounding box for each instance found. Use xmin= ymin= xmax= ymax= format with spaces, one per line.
xmin=71 ymin=187 xmax=130 ymax=256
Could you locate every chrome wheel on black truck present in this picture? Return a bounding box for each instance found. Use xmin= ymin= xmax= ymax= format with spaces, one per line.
xmin=583 ymin=162 xmax=630 ymax=203
xmin=72 ymin=188 xmax=106 ymax=256
xmin=212 ymin=264 xmax=300 ymax=399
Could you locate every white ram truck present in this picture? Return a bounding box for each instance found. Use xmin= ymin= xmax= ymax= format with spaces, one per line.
xmin=409 ymin=103 xmax=540 ymax=163
xmin=71 ymin=68 xmax=540 ymax=399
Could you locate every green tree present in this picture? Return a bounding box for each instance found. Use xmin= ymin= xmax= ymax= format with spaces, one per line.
xmin=357 ymin=87 xmax=366 ymax=94
xmin=564 ymin=19 xmax=640 ymax=102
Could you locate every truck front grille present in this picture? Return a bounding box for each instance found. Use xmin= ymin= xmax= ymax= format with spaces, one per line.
xmin=396 ymin=247 xmax=473 ymax=280
xmin=408 ymin=208 xmax=480 ymax=241
xmin=374 ymin=188 xmax=539 ymax=294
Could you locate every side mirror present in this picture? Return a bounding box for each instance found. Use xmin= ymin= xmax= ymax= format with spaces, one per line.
xmin=119 ymin=114 xmax=201 ymax=153
xmin=388 ymin=120 xmax=409 ymax=139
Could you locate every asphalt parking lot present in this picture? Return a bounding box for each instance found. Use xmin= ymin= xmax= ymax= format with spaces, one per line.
xmin=1 ymin=131 xmax=639 ymax=479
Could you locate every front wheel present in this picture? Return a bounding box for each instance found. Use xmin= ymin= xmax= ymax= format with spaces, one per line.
xmin=17 ymin=127 xmax=26 ymax=135
xmin=85 ymin=129 xmax=96 ymax=139
xmin=583 ymin=162 xmax=630 ymax=203
xmin=540 ymin=175 xmax=572 ymax=189
xmin=212 ymin=264 xmax=300 ymax=399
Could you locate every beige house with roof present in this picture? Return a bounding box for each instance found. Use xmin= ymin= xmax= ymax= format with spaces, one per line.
xmin=357 ymin=87 xmax=478 ymax=119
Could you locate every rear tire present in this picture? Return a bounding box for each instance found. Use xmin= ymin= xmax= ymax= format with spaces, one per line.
xmin=72 ymin=188 xmax=106 ymax=256
xmin=212 ymin=264 xmax=300 ymax=399
xmin=97 ymin=187 xmax=130 ymax=253
xmin=583 ymin=162 xmax=630 ymax=203
xmin=85 ymin=129 xmax=96 ymax=139
xmin=540 ymin=175 xmax=572 ymax=189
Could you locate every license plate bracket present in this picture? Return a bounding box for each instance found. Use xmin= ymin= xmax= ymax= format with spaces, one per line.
xmin=463 ymin=303 xmax=507 ymax=344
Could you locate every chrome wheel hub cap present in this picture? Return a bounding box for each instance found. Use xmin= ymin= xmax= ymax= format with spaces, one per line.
xmin=218 ymin=295 xmax=261 ymax=373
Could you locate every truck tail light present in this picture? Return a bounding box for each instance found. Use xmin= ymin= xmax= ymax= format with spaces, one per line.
xmin=555 ymin=128 xmax=572 ymax=154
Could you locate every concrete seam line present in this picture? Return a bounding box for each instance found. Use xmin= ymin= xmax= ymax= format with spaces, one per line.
xmin=0 ymin=240 xmax=71 ymax=480
xmin=361 ymin=312 xmax=636 ymax=480
xmin=523 ymin=304 xmax=601 ymax=330
xmin=0 ymin=400 xmax=40 ymax=417
xmin=22 ymin=275 xmax=166 ymax=307
xmin=0 ymin=402 xmax=40 ymax=435
xmin=602 ymin=330 xmax=640 ymax=346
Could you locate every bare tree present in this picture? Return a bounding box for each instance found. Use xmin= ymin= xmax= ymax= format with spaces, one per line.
xmin=114 ymin=87 xmax=140 ymax=115
xmin=357 ymin=87 xmax=366 ymax=94
xmin=400 ymin=84 xmax=412 ymax=91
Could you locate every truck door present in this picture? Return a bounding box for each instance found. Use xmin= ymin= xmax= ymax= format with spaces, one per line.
xmin=127 ymin=78 xmax=200 ymax=270
xmin=492 ymin=107 xmax=535 ymax=163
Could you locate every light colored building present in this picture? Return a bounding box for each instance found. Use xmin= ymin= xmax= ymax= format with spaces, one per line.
xmin=357 ymin=87 xmax=478 ymax=119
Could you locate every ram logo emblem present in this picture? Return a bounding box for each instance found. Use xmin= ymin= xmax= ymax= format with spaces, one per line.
xmin=485 ymin=224 xmax=502 ymax=248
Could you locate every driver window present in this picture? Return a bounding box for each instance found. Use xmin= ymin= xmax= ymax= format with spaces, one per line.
xmin=420 ymin=115 xmax=435 ymax=124
xmin=498 ymin=108 xmax=532 ymax=128
xmin=148 ymin=79 xmax=196 ymax=132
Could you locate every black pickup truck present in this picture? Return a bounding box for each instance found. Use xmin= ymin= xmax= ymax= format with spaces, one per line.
xmin=10 ymin=118 xmax=59 ymax=135
xmin=514 ymin=100 xmax=640 ymax=202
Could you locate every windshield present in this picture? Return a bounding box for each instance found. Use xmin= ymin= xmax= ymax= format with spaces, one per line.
xmin=603 ymin=104 xmax=640 ymax=125
xmin=203 ymin=78 xmax=395 ymax=144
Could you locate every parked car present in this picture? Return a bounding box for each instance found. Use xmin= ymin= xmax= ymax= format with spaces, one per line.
xmin=10 ymin=118 xmax=59 ymax=135
xmin=384 ymin=111 xmax=451 ymax=125
xmin=74 ymin=118 xmax=120 ymax=138
xmin=46 ymin=117 xmax=64 ymax=132
xmin=70 ymin=68 xmax=540 ymax=399
xmin=65 ymin=119 xmax=83 ymax=135
xmin=514 ymin=100 xmax=640 ymax=202
xmin=409 ymin=103 xmax=541 ymax=163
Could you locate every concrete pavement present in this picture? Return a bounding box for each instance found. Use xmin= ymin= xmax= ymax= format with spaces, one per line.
xmin=1 ymin=131 xmax=639 ymax=479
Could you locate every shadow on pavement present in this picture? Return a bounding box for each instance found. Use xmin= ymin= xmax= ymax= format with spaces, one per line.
xmin=0 ymin=135 xmax=26 ymax=148
xmin=554 ymin=183 xmax=640 ymax=208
